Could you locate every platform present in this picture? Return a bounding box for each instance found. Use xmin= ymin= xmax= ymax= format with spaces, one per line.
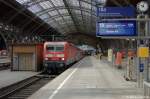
xmin=29 ymin=56 xmax=143 ymax=99
xmin=0 ymin=69 xmax=39 ymax=89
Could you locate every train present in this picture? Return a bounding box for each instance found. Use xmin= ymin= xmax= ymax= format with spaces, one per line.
xmin=43 ymin=41 xmax=83 ymax=74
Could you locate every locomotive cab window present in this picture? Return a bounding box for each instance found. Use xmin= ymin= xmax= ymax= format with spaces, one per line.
xmin=46 ymin=46 xmax=55 ymax=51
xmin=46 ymin=45 xmax=64 ymax=52
xmin=55 ymin=46 xmax=64 ymax=52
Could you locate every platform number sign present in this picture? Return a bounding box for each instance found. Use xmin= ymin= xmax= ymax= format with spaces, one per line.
xmin=97 ymin=7 xmax=135 ymax=17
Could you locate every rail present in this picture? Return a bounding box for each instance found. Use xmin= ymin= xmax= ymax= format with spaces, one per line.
xmin=0 ymin=76 xmax=40 ymax=98
xmin=144 ymin=81 xmax=150 ymax=99
xmin=0 ymin=74 xmax=55 ymax=99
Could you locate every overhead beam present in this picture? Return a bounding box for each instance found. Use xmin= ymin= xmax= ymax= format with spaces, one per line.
xmin=1 ymin=0 xmax=43 ymax=26
xmin=1 ymin=0 xmax=59 ymax=36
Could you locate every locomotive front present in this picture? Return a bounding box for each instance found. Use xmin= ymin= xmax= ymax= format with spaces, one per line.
xmin=43 ymin=42 xmax=66 ymax=74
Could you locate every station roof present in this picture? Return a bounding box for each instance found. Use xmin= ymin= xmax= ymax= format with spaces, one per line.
xmin=0 ymin=0 xmax=59 ymax=36
xmin=15 ymin=0 xmax=141 ymax=36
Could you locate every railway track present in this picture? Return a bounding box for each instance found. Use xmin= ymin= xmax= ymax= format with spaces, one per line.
xmin=0 ymin=75 xmax=55 ymax=99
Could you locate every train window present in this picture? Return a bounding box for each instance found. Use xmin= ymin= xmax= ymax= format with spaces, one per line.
xmin=46 ymin=45 xmax=64 ymax=52
xmin=46 ymin=46 xmax=54 ymax=51
xmin=55 ymin=45 xmax=64 ymax=52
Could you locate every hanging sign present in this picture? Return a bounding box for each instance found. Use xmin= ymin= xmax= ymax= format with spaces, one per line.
xmin=97 ymin=7 xmax=135 ymax=17
xmin=96 ymin=20 xmax=137 ymax=36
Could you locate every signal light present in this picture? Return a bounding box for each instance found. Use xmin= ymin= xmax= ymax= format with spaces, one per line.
xmin=61 ymin=58 xmax=65 ymax=60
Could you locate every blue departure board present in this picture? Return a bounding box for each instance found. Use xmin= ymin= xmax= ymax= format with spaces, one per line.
xmin=96 ymin=20 xmax=137 ymax=36
xmin=97 ymin=7 xmax=135 ymax=17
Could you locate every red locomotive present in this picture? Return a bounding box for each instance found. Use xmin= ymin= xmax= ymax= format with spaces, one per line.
xmin=43 ymin=42 xmax=83 ymax=74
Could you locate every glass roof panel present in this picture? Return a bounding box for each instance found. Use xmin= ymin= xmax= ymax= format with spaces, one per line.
xmin=16 ymin=0 xmax=97 ymax=34
xmin=64 ymin=27 xmax=76 ymax=32
xmin=39 ymin=14 xmax=49 ymax=19
xmin=81 ymin=1 xmax=91 ymax=9
xmin=51 ymin=0 xmax=65 ymax=6
xmin=55 ymin=17 xmax=63 ymax=21
xmin=59 ymin=9 xmax=69 ymax=15
xmin=67 ymin=21 xmax=74 ymax=24
xmin=16 ymin=0 xmax=30 ymax=4
xmin=60 ymin=21 xmax=74 ymax=25
xmin=55 ymin=17 xmax=64 ymax=24
xmin=63 ymin=16 xmax=72 ymax=21
xmin=39 ymin=1 xmax=53 ymax=9
xmin=48 ymin=10 xmax=59 ymax=16
xmin=82 ymin=0 xmax=91 ymax=3
xmin=91 ymin=0 xmax=97 ymax=5
xmin=74 ymin=10 xmax=81 ymax=15
xmin=68 ymin=0 xmax=79 ymax=6
xmin=92 ymin=6 xmax=96 ymax=12
xmin=28 ymin=4 xmax=42 ymax=13
xmin=82 ymin=11 xmax=91 ymax=16
xmin=78 ymin=18 xmax=83 ymax=22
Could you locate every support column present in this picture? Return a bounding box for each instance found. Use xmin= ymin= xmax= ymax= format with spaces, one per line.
xmin=137 ymin=14 xmax=150 ymax=88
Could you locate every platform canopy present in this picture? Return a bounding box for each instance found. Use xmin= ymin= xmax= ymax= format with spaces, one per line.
xmin=16 ymin=0 xmax=140 ymax=35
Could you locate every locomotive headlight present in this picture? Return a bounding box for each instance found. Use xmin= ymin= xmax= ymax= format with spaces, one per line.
xmin=61 ymin=58 xmax=65 ymax=60
xmin=44 ymin=57 xmax=48 ymax=60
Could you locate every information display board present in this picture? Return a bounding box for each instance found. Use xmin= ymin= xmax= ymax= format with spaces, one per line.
xmin=97 ymin=7 xmax=135 ymax=17
xmin=96 ymin=20 xmax=137 ymax=36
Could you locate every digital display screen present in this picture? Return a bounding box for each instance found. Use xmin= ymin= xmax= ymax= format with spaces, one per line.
xmin=97 ymin=7 xmax=135 ymax=17
xmin=96 ymin=20 xmax=137 ymax=36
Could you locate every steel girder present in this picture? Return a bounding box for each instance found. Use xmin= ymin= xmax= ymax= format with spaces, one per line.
xmin=1 ymin=0 xmax=57 ymax=36
xmin=0 ymin=29 xmax=17 ymax=47
xmin=1 ymin=0 xmax=45 ymax=26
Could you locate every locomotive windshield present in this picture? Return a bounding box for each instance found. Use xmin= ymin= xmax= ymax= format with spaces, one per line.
xmin=46 ymin=45 xmax=64 ymax=52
